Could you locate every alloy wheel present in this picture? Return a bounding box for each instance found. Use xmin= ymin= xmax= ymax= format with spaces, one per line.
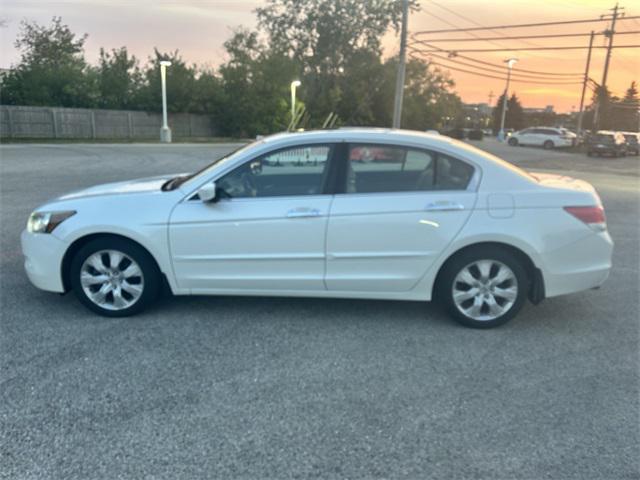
xmin=80 ymin=249 xmax=145 ymax=311
xmin=452 ymin=260 xmax=518 ymax=322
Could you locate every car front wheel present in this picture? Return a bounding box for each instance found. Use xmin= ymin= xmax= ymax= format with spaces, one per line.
xmin=508 ymin=137 xmax=518 ymax=146
xmin=439 ymin=248 xmax=528 ymax=328
xmin=70 ymin=238 xmax=161 ymax=317
xmin=543 ymin=140 xmax=554 ymax=150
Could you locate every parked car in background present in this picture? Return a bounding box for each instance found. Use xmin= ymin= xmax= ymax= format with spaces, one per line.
xmin=586 ymin=131 xmax=628 ymax=157
xmin=21 ymin=129 xmax=613 ymax=328
xmin=621 ymin=132 xmax=640 ymax=156
xmin=508 ymin=127 xmax=575 ymax=149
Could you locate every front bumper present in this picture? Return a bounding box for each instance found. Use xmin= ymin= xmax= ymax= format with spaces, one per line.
xmin=20 ymin=229 xmax=67 ymax=293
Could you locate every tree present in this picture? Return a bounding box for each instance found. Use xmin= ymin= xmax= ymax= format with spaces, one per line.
xmin=254 ymin=0 xmax=419 ymax=124
xmin=0 ymin=17 xmax=96 ymax=107
xmin=612 ymin=81 xmax=639 ymax=132
xmin=135 ymin=49 xmax=200 ymax=113
xmin=95 ymin=47 xmax=142 ymax=110
xmin=492 ymin=93 xmax=524 ymax=133
xmin=217 ymin=29 xmax=299 ymax=137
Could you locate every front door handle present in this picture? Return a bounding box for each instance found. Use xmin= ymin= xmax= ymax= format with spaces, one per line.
xmin=425 ymin=201 xmax=465 ymax=212
xmin=286 ymin=207 xmax=322 ymax=218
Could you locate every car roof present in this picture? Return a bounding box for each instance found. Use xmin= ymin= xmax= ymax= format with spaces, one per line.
xmin=260 ymin=128 xmax=456 ymax=147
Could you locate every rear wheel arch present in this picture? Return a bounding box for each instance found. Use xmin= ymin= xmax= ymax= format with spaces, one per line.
xmin=61 ymin=233 xmax=166 ymax=293
xmin=432 ymin=241 xmax=544 ymax=304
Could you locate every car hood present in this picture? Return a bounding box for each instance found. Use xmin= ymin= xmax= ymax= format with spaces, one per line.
xmin=57 ymin=173 xmax=187 ymax=201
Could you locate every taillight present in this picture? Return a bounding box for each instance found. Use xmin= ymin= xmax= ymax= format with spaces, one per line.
xmin=564 ymin=206 xmax=606 ymax=231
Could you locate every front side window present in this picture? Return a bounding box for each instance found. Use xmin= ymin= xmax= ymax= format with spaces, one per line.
xmin=344 ymin=144 xmax=474 ymax=194
xmin=217 ymin=144 xmax=333 ymax=198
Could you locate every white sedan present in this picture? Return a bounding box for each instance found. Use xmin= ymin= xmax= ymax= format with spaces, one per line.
xmin=21 ymin=129 xmax=613 ymax=328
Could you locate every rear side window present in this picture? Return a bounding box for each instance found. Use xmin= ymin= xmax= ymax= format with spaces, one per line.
xmin=344 ymin=144 xmax=474 ymax=194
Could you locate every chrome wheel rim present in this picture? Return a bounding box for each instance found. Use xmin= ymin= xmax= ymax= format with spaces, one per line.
xmin=452 ymin=260 xmax=518 ymax=322
xmin=80 ymin=250 xmax=144 ymax=311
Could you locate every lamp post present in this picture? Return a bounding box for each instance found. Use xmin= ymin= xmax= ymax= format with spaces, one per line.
xmin=498 ymin=58 xmax=517 ymax=142
xmin=290 ymin=80 xmax=301 ymax=127
xmin=160 ymin=60 xmax=172 ymax=143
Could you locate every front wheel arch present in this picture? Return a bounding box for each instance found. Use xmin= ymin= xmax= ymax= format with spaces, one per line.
xmin=61 ymin=233 xmax=166 ymax=294
xmin=432 ymin=242 xmax=544 ymax=304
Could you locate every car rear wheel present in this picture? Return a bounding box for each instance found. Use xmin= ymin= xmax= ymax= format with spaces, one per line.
xmin=70 ymin=238 xmax=160 ymax=317
xmin=438 ymin=247 xmax=528 ymax=328
xmin=508 ymin=137 xmax=518 ymax=146
xmin=543 ymin=140 xmax=554 ymax=150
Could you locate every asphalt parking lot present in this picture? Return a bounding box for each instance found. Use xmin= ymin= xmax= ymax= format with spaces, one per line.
xmin=1 ymin=139 xmax=639 ymax=479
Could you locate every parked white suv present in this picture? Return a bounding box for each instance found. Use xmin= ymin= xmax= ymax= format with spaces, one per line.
xmin=508 ymin=127 xmax=575 ymax=149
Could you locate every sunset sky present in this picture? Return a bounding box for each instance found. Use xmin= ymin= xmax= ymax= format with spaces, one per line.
xmin=1 ymin=0 xmax=638 ymax=112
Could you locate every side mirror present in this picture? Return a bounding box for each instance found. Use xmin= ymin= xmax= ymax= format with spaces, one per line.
xmin=198 ymin=181 xmax=217 ymax=202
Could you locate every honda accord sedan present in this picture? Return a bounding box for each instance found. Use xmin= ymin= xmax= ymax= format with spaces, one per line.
xmin=21 ymin=129 xmax=613 ymax=328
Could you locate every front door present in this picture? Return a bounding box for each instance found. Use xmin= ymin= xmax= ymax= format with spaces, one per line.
xmin=325 ymin=144 xmax=477 ymax=292
xmin=169 ymin=144 xmax=335 ymax=292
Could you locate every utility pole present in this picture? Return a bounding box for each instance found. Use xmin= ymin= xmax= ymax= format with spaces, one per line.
xmin=498 ymin=58 xmax=517 ymax=142
xmin=595 ymin=3 xmax=625 ymax=129
xmin=576 ymin=31 xmax=595 ymax=136
xmin=392 ymin=0 xmax=409 ymax=129
xmin=601 ymin=3 xmax=623 ymax=90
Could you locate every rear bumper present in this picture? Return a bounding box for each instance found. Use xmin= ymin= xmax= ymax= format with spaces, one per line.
xmin=541 ymin=230 xmax=613 ymax=298
xmin=20 ymin=229 xmax=67 ymax=293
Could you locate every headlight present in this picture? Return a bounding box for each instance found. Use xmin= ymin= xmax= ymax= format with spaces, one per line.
xmin=27 ymin=210 xmax=76 ymax=234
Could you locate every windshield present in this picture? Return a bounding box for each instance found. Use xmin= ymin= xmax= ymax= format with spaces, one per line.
xmin=162 ymin=141 xmax=256 ymax=191
xmin=623 ymin=134 xmax=638 ymax=144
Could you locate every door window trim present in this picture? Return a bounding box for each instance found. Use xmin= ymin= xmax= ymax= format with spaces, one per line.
xmin=185 ymin=141 xmax=339 ymax=202
xmin=332 ymin=142 xmax=479 ymax=196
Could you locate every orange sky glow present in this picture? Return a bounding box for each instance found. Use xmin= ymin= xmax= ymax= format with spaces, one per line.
xmin=0 ymin=0 xmax=638 ymax=113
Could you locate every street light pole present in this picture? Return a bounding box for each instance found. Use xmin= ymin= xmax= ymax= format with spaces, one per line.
xmin=290 ymin=80 xmax=301 ymax=130
xmin=498 ymin=58 xmax=517 ymax=141
xmin=160 ymin=60 xmax=172 ymax=143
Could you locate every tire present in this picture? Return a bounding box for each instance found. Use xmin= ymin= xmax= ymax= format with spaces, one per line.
xmin=70 ymin=237 xmax=161 ymax=317
xmin=438 ymin=247 xmax=529 ymax=328
xmin=508 ymin=137 xmax=518 ymax=146
xmin=543 ymin=140 xmax=554 ymax=150
xmin=587 ymin=151 xmax=593 ymax=157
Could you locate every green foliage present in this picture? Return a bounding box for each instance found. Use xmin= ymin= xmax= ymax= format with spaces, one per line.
xmin=612 ymin=81 xmax=639 ymax=132
xmin=1 ymin=7 xmax=466 ymax=137
xmin=95 ymin=47 xmax=142 ymax=110
xmin=492 ymin=93 xmax=524 ymax=132
xmin=0 ymin=17 xmax=94 ymax=107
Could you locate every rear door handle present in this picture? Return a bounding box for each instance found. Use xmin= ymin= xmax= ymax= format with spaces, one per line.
xmin=286 ymin=207 xmax=322 ymax=218
xmin=425 ymin=201 xmax=465 ymax=212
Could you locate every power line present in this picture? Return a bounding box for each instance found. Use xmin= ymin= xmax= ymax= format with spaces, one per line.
xmin=411 ymin=53 xmax=584 ymax=85
xmin=413 ymin=44 xmax=640 ymax=53
xmin=426 ymin=0 xmax=547 ymax=51
xmin=419 ymin=30 xmax=640 ymax=43
xmin=411 ymin=40 xmax=584 ymax=76
xmin=412 ymin=15 xmax=640 ymax=36
xmin=421 ymin=9 xmax=512 ymax=51
xmin=418 ymin=51 xmax=584 ymax=81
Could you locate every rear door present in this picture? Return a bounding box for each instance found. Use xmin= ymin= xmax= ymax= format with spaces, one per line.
xmin=325 ymin=143 xmax=477 ymax=292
